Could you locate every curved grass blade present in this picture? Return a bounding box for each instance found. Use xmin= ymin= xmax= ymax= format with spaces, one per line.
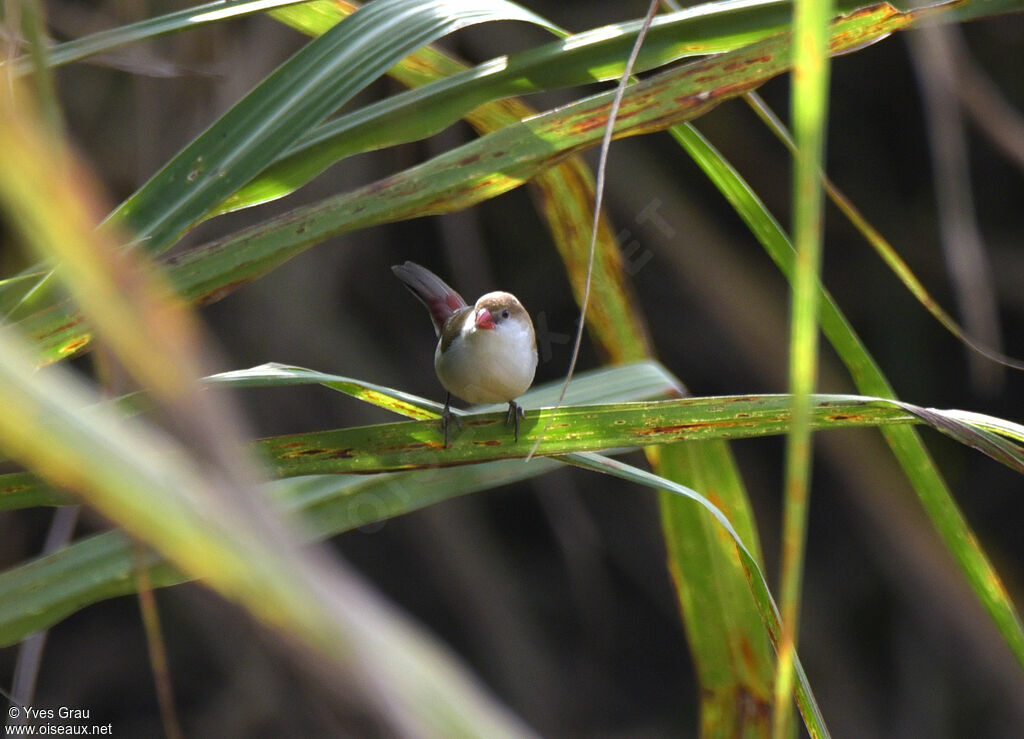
xmin=2 ymin=360 xmax=683 ymax=512
xmin=0 ymin=0 xmax=999 ymax=84
xmin=649 ymin=438 xmax=775 ymax=733
xmin=0 ymin=320 xmax=549 ymax=736
xmin=220 ymin=0 xmax=799 ymax=215
xmin=3 ymin=75 xmax=544 ymax=736
xmin=15 ymin=3 xmax=930 ymax=366
xmin=0 ymin=364 xmax=675 ymax=644
xmin=566 ymin=451 xmax=830 ymax=738
xmin=207 ymin=362 xmax=447 ymax=419
xmin=206 ymin=358 xmax=680 ymax=410
xmin=905 ymin=406 xmax=1024 ymax=475
xmin=4 ymin=0 xmax=562 ymax=332
xmin=744 ymin=90 xmax=1024 ymax=371
xmin=110 ymin=0 xmax=562 ymax=255
xmin=0 ymin=269 xmax=58 ymax=318
xmin=669 ymin=117 xmax=1024 ymax=669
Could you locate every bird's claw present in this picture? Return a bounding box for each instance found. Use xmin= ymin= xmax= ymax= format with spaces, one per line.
xmin=441 ymin=395 xmax=524 ymax=446
xmin=440 ymin=392 xmax=463 ymax=448
xmin=506 ymin=400 xmax=526 ymax=442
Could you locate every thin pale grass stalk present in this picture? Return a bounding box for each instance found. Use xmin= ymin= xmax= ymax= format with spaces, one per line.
xmin=2 ymin=2 xmax=22 ymax=100
xmin=776 ymin=0 xmax=832 ymax=733
xmin=527 ymin=0 xmax=661 ymax=461
xmin=134 ymin=543 xmax=185 ymax=739
xmin=7 ymin=505 xmax=80 ymax=727
xmin=952 ymin=33 xmax=1024 ymax=173
xmin=909 ymin=23 xmax=1003 ymax=394
xmin=15 ymin=0 xmax=62 ymax=134
xmin=743 ymin=90 xmax=1024 ymax=373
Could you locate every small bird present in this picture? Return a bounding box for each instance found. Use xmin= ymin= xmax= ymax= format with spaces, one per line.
xmin=392 ymin=261 xmax=538 ymax=446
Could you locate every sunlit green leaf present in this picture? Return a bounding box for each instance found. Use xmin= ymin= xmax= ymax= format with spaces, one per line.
xmin=220 ymin=1 xmax=798 ymax=214
xmin=0 ymin=362 xmax=677 ymax=644
xmin=112 ymin=0 xmax=561 ymax=255
xmin=670 ymin=97 xmax=1024 ymax=674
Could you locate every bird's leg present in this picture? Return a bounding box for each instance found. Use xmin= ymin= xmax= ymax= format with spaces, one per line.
xmin=506 ymin=400 xmax=526 ymax=442
xmin=441 ymin=392 xmax=460 ymax=447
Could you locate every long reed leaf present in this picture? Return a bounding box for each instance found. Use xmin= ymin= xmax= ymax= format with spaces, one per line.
xmin=669 ymin=112 xmax=1024 ymax=671
xmin=110 ymin=0 xmax=560 ymax=254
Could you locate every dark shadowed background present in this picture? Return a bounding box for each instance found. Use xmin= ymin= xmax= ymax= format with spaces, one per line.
xmin=2 ymin=1 xmax=1024 ymax=736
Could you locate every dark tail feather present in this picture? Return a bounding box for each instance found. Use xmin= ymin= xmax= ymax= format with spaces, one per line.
xmin=391 ymin=261 xmax=467 ymax=335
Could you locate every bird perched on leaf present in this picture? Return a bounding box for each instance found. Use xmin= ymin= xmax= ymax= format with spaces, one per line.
xmin=392 ymin=261 xmax=537 ymax=446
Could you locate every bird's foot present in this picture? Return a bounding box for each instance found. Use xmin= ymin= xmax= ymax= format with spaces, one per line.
xmin=506 ymin=400 xmax=526 ymax=442
xmin=441 ymin=393 xmax=461 ymax=448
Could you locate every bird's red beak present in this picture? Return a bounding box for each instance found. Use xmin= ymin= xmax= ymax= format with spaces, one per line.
xmin=475 ymin=308 xmax=496 ymax=330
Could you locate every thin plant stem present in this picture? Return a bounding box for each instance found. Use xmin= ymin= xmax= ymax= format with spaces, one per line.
xmin=134 ymin=543 xmax=185 ymax=739
xmin=7 ymin=505 xmax=81 ymax=726
xmin=527 ymin=0 xmax=661 ymax=460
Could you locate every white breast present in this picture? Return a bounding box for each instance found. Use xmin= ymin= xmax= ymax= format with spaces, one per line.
xmin=435 ymin=317 xmax=538 ymax=404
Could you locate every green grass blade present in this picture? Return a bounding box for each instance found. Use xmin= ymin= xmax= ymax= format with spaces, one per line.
xmin=15 ymin=4 xmax=926 ymax=366
xmin=777 ymin=0 xmax=832 ymax=731
xmin=0 ymin=266 xmax=58 ymax=319
xmin=208 ymin=362 xmax=447 ymax=419
xmin=652 ymin=440 xmax=775 ymax=733
xmin=904 ymin=407 xmax=1024 ymax=475
xmin=2 ymin=362 xmax=683 ymax=512
xmin=221 ymin=0 xmax=798 ymax=214
xmin=2 ymin=69 xmax=542 ymax=736
xmin=745 ymin=90 xmax=1024 ymax=371
xmin=206 ymin=358 xmax=680 ymax=411
xmin=4 ymin=388 xmax=1022 ymax=649
xmin=288 ymin=2 xmax=777 ymax=723
xmin=0 ymin=461 xmax=558 ymax=648
xmin=669 ymin=110 xmax=1024 ymax=670
xmin=0 ymin=364 xmax=675 ymax=645
xmin=0 ymin=472 xmax=68 ymax=512
xmin=247 ymin=394 xmax=920 ymax=477
xmin=110 ymin=0 xmax=562 ymax=255
xmin=565 ymin=452 xmax=830 ymax=739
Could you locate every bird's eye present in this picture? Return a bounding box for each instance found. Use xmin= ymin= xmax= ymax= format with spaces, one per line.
xmin=502 ymin=309 xmax=510 ymax=319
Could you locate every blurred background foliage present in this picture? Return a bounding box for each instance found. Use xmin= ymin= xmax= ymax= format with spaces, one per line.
xmin=2 ymin=0 xmax=1024 ymax=736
